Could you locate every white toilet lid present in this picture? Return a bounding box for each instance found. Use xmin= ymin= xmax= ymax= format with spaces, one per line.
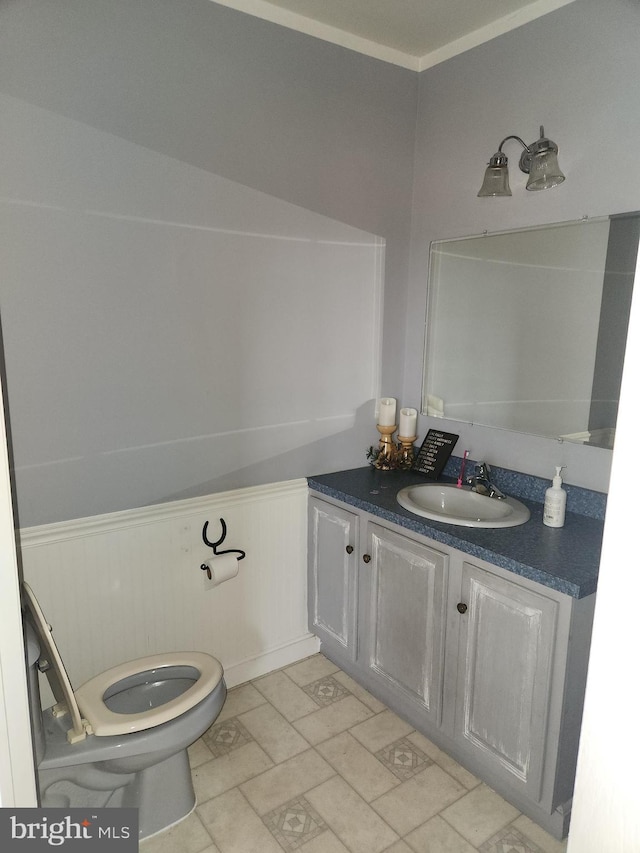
xmin=23 ymin=581 xmax=223 ymax=740
xmin=75 ymin=652 xmax=223 ymax=737
xmin=22 ymin=581 xmax=89 ymax=743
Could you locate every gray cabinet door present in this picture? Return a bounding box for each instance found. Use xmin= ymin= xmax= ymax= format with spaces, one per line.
xmin=363 ymin=523 xmax=448 ymax=723
xmin=455 ymin=561 xmax=558 ymax=802
xmin=308 ymin=498 xmax=359 ymax=660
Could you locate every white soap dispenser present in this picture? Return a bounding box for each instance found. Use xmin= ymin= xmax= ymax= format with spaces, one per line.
xmin=543 ymin=466 xmax=566 ymax=528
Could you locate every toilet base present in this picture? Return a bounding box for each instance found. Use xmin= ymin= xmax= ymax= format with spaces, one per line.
xmin=39 ymin=748 xmax=196 ymax=840
xmin=123 ymin=749 xmax=196 ymax=840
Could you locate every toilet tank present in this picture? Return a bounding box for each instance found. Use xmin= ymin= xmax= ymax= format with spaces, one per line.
xmin=23 ymin=618 xmax=45 ymax=765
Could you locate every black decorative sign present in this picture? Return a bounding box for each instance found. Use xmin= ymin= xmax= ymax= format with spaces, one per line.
xmin=413 ymin=429 xmax=459 ymax=478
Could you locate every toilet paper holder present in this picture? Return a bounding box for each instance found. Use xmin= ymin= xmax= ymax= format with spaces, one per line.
xmin=200 ymin=518 xmax=246 ymax=579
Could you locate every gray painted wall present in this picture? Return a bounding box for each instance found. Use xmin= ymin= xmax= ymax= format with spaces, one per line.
xmin=0 ymin=0 xmax=417 ymax=526
xmin=1 ymin=95 xmax=385 ymax=525
xmin=2 ymin=0 xmax=639 ymax=524
xmin=407 ymin=0 xmax=640 ymax=491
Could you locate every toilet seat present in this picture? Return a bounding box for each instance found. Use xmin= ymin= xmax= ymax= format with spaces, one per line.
xmin=75 ymin=652 xmax=223 ymax=737
xmin=22 ymin=581 xmax=223 ymax=741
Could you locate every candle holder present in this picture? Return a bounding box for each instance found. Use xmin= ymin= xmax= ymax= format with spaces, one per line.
xmin=397 ymin=434 xmax=417 ymax=469
xmin=374 ymin=424 xmax=399 ymax=470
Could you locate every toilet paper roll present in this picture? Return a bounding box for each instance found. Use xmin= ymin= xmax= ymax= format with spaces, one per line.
xmin=203 ymin=553 xmax=239 ymax=587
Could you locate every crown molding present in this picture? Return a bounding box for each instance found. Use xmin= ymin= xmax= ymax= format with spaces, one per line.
xmin=209 ymin=0 xmax=420 ymax=69
xmin=417 ymin=0 xmax=579 ymax=72
xmin=209 ymin=0 xmax=578 ymax=71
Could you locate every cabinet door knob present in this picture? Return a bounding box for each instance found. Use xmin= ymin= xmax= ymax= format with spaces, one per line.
xmin=362 ymin=554 xmax=372 ymax=564
xmin=457 ymin=602 xmax=468 ymax=614
xmin=346 ymin=545 xmax=354 ymax=554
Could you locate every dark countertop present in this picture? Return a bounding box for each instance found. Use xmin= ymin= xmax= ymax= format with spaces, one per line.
xmin=308 ymin=467 xmax=603 ymax=599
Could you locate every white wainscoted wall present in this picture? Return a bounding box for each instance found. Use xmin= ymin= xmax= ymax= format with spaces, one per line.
xmin=19 ymin=479 xmax=315 ymax=708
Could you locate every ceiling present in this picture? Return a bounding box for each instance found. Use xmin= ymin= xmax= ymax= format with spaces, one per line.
xmin=209 ymin=0 xmax=577 ymax=70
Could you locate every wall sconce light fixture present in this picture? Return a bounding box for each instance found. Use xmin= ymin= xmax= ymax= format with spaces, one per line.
xmin=477 ymin=125 xmax=565 ymax=197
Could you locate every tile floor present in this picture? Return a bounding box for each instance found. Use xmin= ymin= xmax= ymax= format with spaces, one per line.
xmin=141 ymin=654 xmax=568 ymax=853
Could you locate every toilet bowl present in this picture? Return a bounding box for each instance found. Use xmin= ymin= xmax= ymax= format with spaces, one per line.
xmin=22 ymin=581 xmax=226 ymax=840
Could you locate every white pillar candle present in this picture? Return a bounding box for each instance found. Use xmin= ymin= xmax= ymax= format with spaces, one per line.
xmin=378 ymin=397 xmax=397 ymax=426
xmin=399 ymin=407 xmax=417 ymax=437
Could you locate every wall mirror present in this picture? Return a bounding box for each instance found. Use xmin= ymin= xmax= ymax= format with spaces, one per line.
xmin=422 ymin=212 xmax=639 ymax=449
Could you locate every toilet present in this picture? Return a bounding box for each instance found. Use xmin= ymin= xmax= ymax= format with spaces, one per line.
xmin=21 ymin=581 xmax=227 ymax=840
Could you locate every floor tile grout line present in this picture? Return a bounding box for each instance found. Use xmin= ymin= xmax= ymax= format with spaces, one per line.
xmin=197 ymin=784 xmax=279 ymax=852
xmin=281 ymin=690 xmax=378 ymax=724
xmin=183 ymin=656 xmax=565 ymax=853
xmin=293 ymin=705 xmax=512 ymax=849
xmin=235 ymin=784 xmax=286 ymax=851
xmin=196 ymin=725 xmax=345 ymax=820
xmin=195 ymin=808 xmax=220 ymax=853
xmin=229 ymin=770 xmax=347 ymax=853
xmin=437 ymin=803 xmax=514 ymax=851
xmin=194 ymin=683 xmax=475 ymax=848
xmin=302 ymin=759 xmax=404 ymax=851
xmin=191 ymin=679 xmax=334 ymax=805
xmin=249 ymin=663 xmax=370 ymax=714
xmin=313 ymin=733 xmax=402 ymax=799
xmin=214 ymin=701 xmax=318 ymax=757
xmin=491 ymin=814 xmax=559 ymax=853
xmin=298 ymin=779 xmax=397 ymax=853
xmin=229 ymin=717 xmax=405 ymax=853
xmin=233 ymin=702 xmax=321 ymax=763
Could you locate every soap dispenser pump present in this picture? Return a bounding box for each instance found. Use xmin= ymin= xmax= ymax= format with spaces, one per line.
xmin=543 ymin=466 xmax=566 ymax=528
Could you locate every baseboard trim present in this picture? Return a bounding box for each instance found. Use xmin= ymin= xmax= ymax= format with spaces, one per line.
xmin=223 ymin=634 xmax=320 ymax=688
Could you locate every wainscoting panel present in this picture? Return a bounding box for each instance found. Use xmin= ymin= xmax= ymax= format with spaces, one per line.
xmin=19 ymin=479 xmax=317 ymax=706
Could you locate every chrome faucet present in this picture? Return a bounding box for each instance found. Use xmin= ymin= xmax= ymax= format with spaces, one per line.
xmin=466 ymin=462 xmax=506 ymax=500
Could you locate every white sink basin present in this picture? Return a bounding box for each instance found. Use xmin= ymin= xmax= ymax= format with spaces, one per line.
xmin=396 ymin=483 xmax=530 ymax=528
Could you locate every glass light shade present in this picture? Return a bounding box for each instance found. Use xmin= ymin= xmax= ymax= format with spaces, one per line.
xmin=477 ymin=164 xmax=512 ymax=197
xmin=526 ymin=148 xmax=565 ymax=191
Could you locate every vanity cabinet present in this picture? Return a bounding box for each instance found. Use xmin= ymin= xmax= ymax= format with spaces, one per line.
xmin=361 ymin=523 xmax=447 ymax=727
xmin=308 ymin=498 xmax=359 ymax=662
xmin=307 ymin=492 xmax=594 ymax=839
xmin=454 ymin=562 xmax=558 ymax=804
